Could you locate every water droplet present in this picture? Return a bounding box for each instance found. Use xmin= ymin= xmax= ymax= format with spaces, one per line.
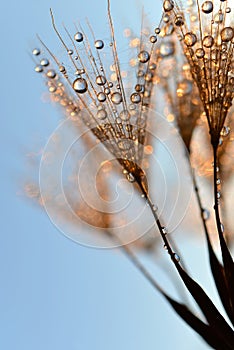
xmin=126 ymin=173 xmax=135 ymax=183
xmin=120 ymin=109 xmax=130 ymax=121
xmin=111 ymin=92 xmax=122 ymax=104
xmin=95 ymin=40 xmax=104 ymax=49
xmin=59 ymin=65 xmax=66 ymax=73
xmin=96 ymin=75 xmax=107 ymax=86
xmin=160 ymin=41 xmax=175 ymax=57
xmin=203 ymin=35 xmax=214 ymax=48
xmin=46 ymin=69 xmax=56 ymax=79
xmin=138 ymin=50 xmax=150 ymax=63
xmin=195 ymin=48 xmax=205 ymax=58
xmin=184 ymin=32 xmax=197 ymax=46
xmin=202 ymin=209 xmax=210 ymax=220
xmin=220 ymin=125 xmax=230 ymax=136
xmin=162 ymin=227 xmax=167 ymax=235
xmin=104 ymin=88 xmax=110 ymax=95
xmin=108 ymin=82 xmax=113 ymax=88
xmin=217 ymin=191 xmax=221 ymax=199
xmin=32 ymin=48 xmax=40 ymax=56
xmin=97 ymin=109 xmax=107 ymax=120
xmin=221 ymin=223 xmax=224 ymax=232
xmin=35 ymin=65 xmax=43 ymax=73
xmin=155 ymin=28 xmax=160 ymax=34
xmin=221 ymin=27 xmax=234 ymax=42
xmin=216 ymin=178 xmax=221 ymax=185
xmin=68 ymin=49 xmax=73 ymax=55
xmin=150 ymin=35 xmax=157 ymax=43
xmin=173 ymin=253 xmax=180 ymax=262
xmin=163 ymin=244 xmax=168 ymax=251
xmin=74 ymin=32 xmax=83 ymax=42
xmin=73 ymin=78 xmax=88 ymax=93
xmin=201 ymin=1 xmax=213 ymax=14
xmin=174 ymin=15 xmax=184 ymax=26
xmin=163 ymin=0 xmax=174 ymax=12
xmin=97 ymin=92 xmax=106 ymax=102
xmin=40 ymin=58 xmax=49 ymax=67
xmin=130 ymin=92 xmax=141 ymax=104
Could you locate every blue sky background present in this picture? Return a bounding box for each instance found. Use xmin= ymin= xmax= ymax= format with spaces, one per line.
xmin=0 ymin=0 xmax=222 ymax=349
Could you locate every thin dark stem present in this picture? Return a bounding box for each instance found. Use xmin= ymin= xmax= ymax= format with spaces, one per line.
xmin=212 ymin=146 xmax=233 ymax=263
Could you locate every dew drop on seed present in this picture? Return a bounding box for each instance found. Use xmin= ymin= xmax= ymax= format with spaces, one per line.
xmin=195 ymin=48 xmax=205 ymax=58
xmin=160 ymin=42 xmax=175 ymax=57
xmin=126 ymin=173 xmax=135 ymax=183
xmin=163 ymin=0 xmax=174 ymax=12
xmin=40 ymin=58 xmax=49 ymax=66
xmin=73 ymin=78 xmax=88 ymax=93
xmin=96 ymin=75 xmax=107 ymax=86
xmin=32 ymin=48 xmax=40 ymax=56
xmin=97 ymin=92 xmax=106 ymax=102
xmin=130 ymin=92 xmax=141 ymax=104
xmin=120 ymin=109 xmax=130 ymax=121
xmin=203 ymin=35 xmax=214 ymax=48
xmin=221 ymin=125 xmax=230 ymax=136
xmin=174 ymin=15 xmax=184 ymax=26
xmin=97 ymin=108 xmax=107 ymax=120
xmin=221 ymin=27 xmax=234 ymax=42
xmin=150 ymin=35 xmax=157 ymax=43
xmin=155 ymin=27 xmax=160 ymax=34
xmin=201 ymin=1 xmax=213 ymax=14
xmin=95 ymin=40 xmax=104 ymax=49
xmin=46 ymin=69 xmax=56 ymax=79
xmin=111 ymin=92 xmax=122 ymax=104
xmin=35 ymin=65 xmax=43 ymax=73
xmin=184 ymin=32 xmax=197 ymax=46
xmin=74 ymin=32 xmax=83 ymax=42
xmin=138 ymin=50 xmax=150 ymax=63
xmin=203 ymin=209 xmax=210 ymax=220
xmin=59 ymin=65 xmax=66 ymax=73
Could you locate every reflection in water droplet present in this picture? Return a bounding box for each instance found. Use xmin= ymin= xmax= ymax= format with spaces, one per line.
xmin=203 ymin=35 xmax=214 ymax=48
xmin=138 ymin=50 xmax=150 ymax=63
xmin=95 ymin=40 xmax=104 ymax=49
xmin=40 ymin=58 xmax=49 ymax=66
xmin=97 ymin=109 xmax=107 ymax=120
xmin=74 ymin=32 xmax=83 ymax=42
xmin=111 ymin=92 xmax=122 ymax=104
xmin=174 ymin=253 xmax=180 ymax=262
xmin=184 ymin=32 xmax=197 ymax=47
xmin=35 ymin=65 xmax=43 ymax=73
xmin=221 ymin=27 xmax=234 ymax=42
xmin=195 ymin=48 xmax=205 ymax=58
xmin=202 ymin=209 xmax=210 ymax=221
xmin=160 ymin=42 xmax=175 ymax=57
xmin=46 ymin=69 xmax=56 ymax=79
xmin=96 ymin=75 xmax=107 ymax=86
xmin=163 ymin=0 xmax=174 ymax=12
xmin=32 ymin=48 xmax=40 ymax=56
xmin=130 ymin=93 xmax=141 ymax=104
xmin=120 ymin=110 xmax=130 ymax=121
xmin=201 ymin=1 xmax=213 ymax=14
xmin=97 ymin=92 xmax=106 ymax=102
xmin=73 ymin=78 xmax=88 ymax=93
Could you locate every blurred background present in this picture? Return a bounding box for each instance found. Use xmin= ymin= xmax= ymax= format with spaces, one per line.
xmin=0 ymin=0 xmax=225 ymax=349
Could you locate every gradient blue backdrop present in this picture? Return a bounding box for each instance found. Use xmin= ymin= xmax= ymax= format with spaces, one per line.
xmin=1 ymin=1 xmax=216 ymax=349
